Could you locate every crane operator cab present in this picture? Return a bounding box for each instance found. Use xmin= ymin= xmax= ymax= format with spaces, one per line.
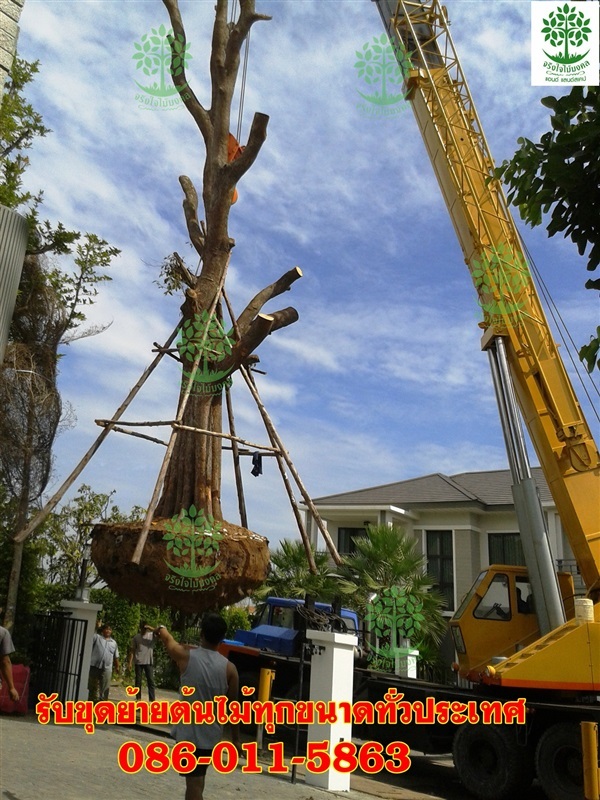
xmin=449 ymin=565 xmax=576 ymax=683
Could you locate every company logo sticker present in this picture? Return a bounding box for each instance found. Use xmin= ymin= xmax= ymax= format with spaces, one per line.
xmin=471 ymin=245 xmax=531 ymax=329
xmin=531 ymin=2 xmax=599 ymax=86
xmin=133 ymin=23 xmax=193 ymax=109
xmin=365 ymin=587 xmax=424 ymax=670
xmin=177 ymin=311 xmax=234 ymax=395
xmin=354 ymin=33 xmax=411 ymax=118
xmin=163 ymin=505 xmax=223 ymax=592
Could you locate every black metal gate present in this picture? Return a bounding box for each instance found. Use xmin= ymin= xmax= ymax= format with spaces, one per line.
xmin=29 ymin=611 xmax=88 ymax=703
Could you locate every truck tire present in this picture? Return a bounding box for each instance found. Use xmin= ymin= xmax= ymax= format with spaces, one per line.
xmin=535 ymin=722 xmax=583 ymax=800
xmin=453 ymin=723 xmax=534 ymax=800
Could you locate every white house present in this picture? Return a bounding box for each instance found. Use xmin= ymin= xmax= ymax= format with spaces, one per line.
xmin=305 ymin=467 xmax=582 ymax=615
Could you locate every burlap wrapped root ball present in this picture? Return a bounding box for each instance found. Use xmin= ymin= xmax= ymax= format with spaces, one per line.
xmin=91 ymin=519 xmax=269 ymax=613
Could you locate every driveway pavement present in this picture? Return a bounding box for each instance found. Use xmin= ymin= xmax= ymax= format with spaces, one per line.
xmin=0 ymin=680 xmax=473 ymax=800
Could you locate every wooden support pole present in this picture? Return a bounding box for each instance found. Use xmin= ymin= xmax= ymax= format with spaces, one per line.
xmin=221 ymin=287 xmax=330 ymax=570
xmin=95 ymin=419 xmax=176 ymax=428
xmin=273 ymin=447 xmax=318 ymax=574
xmin=13 ymin=322 xmax=183 ymax=543
xmin=171 ymin=423 xmax=279 ymax=453
xmin=98 ymin=425 xmax=169 ymax=447
xmin=240 ymin=366 xmax=343 ymax=567
xmin=225 ymin=385 xmax=248 ymax=529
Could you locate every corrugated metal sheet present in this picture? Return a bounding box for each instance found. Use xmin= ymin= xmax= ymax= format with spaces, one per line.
xmin=0 ymin=204 xmax=28 ymax=362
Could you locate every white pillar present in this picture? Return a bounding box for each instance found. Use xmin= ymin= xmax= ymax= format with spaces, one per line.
xmin=59 ymin=600 xmax=102 ymax=701
xmin=305 ymin=629 xmax=357 ymax=792
xmin=393 ymin=646 xmax=419 ymax=678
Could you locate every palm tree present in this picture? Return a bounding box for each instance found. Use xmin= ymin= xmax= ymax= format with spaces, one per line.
xmin=253 ymin=539 xmax=340 ymax=602
xmin=337 ymin=524 xmax=447 ymax=671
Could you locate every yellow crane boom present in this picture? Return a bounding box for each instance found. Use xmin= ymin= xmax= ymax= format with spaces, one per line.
xmin=380 ymin=0 xmax=600 ymax=597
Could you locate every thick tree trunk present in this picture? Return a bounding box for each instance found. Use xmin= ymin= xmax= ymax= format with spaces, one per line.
xmin=155 ymin=391 xmax=223 ymax=520
xmin=4 ymin=491 xmax=29 ymax=631
xmin=89 ymin=1 xmax=311 ymax=610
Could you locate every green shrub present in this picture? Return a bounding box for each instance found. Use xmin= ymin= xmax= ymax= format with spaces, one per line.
xmin=221 ymin=605 xmax=251 ymax=639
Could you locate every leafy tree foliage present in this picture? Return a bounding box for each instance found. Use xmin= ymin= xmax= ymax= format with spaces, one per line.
xmin=0 ymin=486 xmax=46 ymax=620
xmin=337 ymin=525 xmax=447 ymax=670
xmin=0 ymin=56 xmax=119 ymax=629
xmin=0 ymin=57 xmax=79 ymax=254
xmin=495 ymin=86 xmax=600 ymax=370
xmin=221 ymin=605 xmax=251 ymax=639
xmin=41 ymin=484 xmax=145 ymax=587
xmin=253 ymin=539 xmax=340 ymax=603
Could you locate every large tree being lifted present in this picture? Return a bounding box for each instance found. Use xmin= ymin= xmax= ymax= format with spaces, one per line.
xmin=92 ymin=0 xmax=301 ymax=612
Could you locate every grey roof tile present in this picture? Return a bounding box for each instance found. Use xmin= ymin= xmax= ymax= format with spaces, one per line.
xmin=313 ymin=467 xmax=551 ymax=509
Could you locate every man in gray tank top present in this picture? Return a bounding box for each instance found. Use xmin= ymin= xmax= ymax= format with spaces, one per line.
xmin=154 ymin=613 xmax=240 ymax=799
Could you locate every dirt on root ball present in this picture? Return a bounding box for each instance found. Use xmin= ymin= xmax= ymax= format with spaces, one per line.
xmin=90 ymin=519 xmax=269 ymax=613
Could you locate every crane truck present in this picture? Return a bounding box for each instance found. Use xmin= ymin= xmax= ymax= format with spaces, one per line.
xmin=224 ymin=3 xmax=600 ymax=799
xmin=372 ymin=2 xmax=599 ymax=797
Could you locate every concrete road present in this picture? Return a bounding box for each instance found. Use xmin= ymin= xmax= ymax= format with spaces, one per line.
xmin=0 ymin=680 xmax=548 ymax=800
xmin=0 ymin=711 xmax=466 ymax=800
xmin=0 ymin=712 xmax=547 ymax=800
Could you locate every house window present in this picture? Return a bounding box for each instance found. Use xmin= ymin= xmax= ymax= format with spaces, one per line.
xmin=488 ymin=533 xmax=526 ymax=566
xmin=426 ymin=530 xmax=454 ymax=611
xmin=338 ymin=527 xmax=366 ymax=556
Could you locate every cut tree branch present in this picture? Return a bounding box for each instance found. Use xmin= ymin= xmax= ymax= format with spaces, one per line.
xmin=237 ymin=266 xmax=302 ymax=334
xmin=171 ymin=252 xmax=195 ymax=288
xmin=226 ymin=111 xmax=270 ymax=184
xmin=226 ymin=312 xmax=274 ymax=367
xmin=225 ymin=307 xmax=298 ymax=372
xmin=267 ymin=307 xmax=299 ymax=332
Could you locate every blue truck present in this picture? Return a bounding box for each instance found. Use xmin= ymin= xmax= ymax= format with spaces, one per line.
xmin=219 ymin=596 xmax=361 ymax=700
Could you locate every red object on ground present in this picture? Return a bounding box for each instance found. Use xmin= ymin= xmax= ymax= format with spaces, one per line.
xmin=0 ymin=663 xmax=30 ymax=714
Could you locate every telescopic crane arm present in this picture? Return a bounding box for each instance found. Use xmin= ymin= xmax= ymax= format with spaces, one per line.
xmin=373 ymin=0 xmax=600 ymax=600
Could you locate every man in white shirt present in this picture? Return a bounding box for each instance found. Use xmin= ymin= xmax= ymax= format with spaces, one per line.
xmin=88 ymin=623 xmax=120 ymax=701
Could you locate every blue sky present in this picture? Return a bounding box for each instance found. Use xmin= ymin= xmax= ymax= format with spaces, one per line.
xmin=16 ymin=0 xmax=599 ymax=549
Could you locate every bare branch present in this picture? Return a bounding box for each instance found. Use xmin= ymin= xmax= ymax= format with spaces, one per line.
xmin=237 ymin=266 xmax=302 ymax=334
xmin=162 ymin=0 xmax=211 ymax=141
xmin=226 ymin=112 xmax=270 ymax=184
xmin=225 ymin=2 xmax=272 ymax=76
xmin=179 ymin=176 xmax=205 ymax=257
xmin=210 ymin=0 xmax=230 ymax=108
